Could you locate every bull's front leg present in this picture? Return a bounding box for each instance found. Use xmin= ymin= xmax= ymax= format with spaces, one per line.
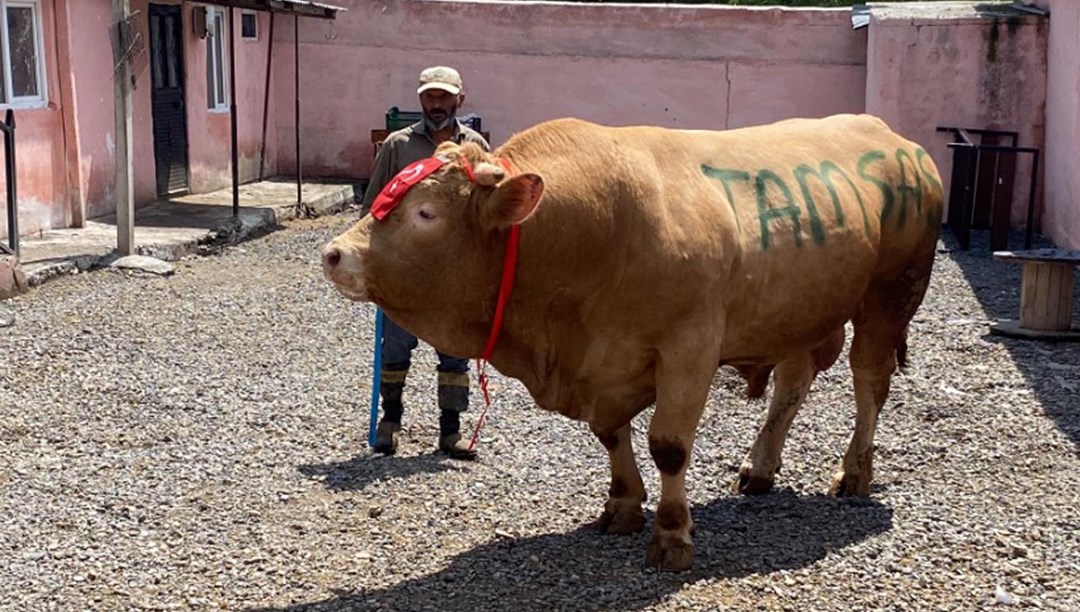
xmin=734 ymin=354 xmax=815 ymax=495
xmin=589 ymin=422 xmax=646 ymax=534
xmin=646 ymin=354 xmax=713 ymax=571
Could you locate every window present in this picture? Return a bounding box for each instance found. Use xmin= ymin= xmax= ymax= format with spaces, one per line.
xmin=0 ymin=0 xmax=46 ymax=107
xmin=241 ymin=11 xmax=257 ymax=40
xmin=205 ymin=6 xmax=229 ymax=111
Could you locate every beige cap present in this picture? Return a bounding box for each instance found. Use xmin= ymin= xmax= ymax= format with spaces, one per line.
xmin=417 ymin=66 xmax=463 ymax=95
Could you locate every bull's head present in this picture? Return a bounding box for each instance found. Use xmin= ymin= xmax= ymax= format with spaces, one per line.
xmin=321 ymin=142 xmax=544 ymax=352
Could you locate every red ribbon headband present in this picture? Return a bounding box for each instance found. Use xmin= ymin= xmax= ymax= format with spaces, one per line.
xmin=369 ymin=156 xmax=448 ymax=220
xmin=369 ymin=155 xmax=513 ymax=221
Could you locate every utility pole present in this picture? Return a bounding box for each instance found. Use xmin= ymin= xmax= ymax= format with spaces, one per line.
xmin=112 ymin=0 xmax=134 ymax=254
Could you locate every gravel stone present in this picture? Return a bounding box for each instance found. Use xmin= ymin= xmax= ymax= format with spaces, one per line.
xmin=1 ymin=216 xmax=1077 ymax=611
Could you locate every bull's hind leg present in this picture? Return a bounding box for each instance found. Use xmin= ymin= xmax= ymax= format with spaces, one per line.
xmin=831 ymin=306 xmax=910 ymax=497
xmin=590 ymin=422 xmax=646 ymax=535
xmin=734 ymin=354 xmax=815 ymax=495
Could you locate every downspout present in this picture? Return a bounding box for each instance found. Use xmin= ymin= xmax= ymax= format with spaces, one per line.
xmin=258 ymin=12 xmax=274 ymax=181
xmin=294 ymin=15 xmax=301 ymax=214
xmin=228 ymin=6 xmax=238 ymax=218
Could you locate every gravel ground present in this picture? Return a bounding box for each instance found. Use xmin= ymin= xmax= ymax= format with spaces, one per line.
xmin=1 ymin=214 xmax=1078 ymax=611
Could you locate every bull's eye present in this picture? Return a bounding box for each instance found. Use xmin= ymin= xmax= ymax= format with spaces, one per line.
xmin=418 ymin=209 xmax=437 ymax=221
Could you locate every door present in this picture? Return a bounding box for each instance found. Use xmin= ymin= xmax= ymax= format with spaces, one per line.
xmin=149 ymin=4 xmax=189 ymax=196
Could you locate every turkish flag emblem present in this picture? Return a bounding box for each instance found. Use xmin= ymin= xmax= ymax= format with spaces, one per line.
xmin=370 ymin=157 xmax=448 ymax=220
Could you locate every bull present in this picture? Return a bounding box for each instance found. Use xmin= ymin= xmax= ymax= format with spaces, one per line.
xmin=323 ymin=114 xmax=943 ymax=570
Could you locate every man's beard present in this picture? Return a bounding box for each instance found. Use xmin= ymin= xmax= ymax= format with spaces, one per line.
xmin=423 ymin=106 xmax=457 ymax=132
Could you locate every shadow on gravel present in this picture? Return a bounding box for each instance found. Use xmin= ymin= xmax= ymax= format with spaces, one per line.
xmin=944 ymin=229 xmax=1080 ymax=448
xmin=249 ymin=490 xmax=892 ymax=612
xmin=298 ymin=451 xmax=456 ymax=492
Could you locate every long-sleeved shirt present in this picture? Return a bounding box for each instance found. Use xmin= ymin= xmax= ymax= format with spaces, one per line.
xmin=359 ymin=118 xmax=490 ymax=217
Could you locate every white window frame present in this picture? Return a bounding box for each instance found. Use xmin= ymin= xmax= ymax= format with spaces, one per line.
xmin=240 ymin=10 xmax=258 ymax=42
xmin=0 ymin=0 xmax=47 ymax=109
xmin=206 ymin=5 xmax=229 ymax=112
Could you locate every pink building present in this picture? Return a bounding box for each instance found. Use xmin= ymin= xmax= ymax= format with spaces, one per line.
xmin=0 ymin=0 xmax=337 ymax=242
xmin=2 ymin=1 xmax=1079 ymax=248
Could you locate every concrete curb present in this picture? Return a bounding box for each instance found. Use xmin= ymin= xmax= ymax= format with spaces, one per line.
xmin=17 ymin=183 xmax=354 ymax=291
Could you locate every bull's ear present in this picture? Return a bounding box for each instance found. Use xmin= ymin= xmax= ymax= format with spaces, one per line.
xmin=482 ymin=173 xmax=544 ymax=228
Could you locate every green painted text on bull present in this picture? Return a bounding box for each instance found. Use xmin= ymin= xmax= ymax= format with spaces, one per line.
xmin=699 ymin=166 xmax=748 ymax=232
xmin=702 ymin=147 xmax=939 ymax=251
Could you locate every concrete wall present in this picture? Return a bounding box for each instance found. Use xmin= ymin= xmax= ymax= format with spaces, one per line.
xmin=275 ymin=0 xmax=868 ymax=179
xmin=128 ymin=0 xmax=276 ymax=198
xmin=1036 ymin=0 xmax=1080 ymax=249
xmin=69 ymin=0 xmax=122 ymax=221
xmin=0 ymin=0 xmax=70 ymax=239
xmin=183 ymin=3 xmax=276 ymax=193
xmin=1 ymin=0 xmax=278 ymax=242
xmin=4 ymin=0 xmax=1076 ymax=249
xmin=865 ymin=2 xmax=1048 ymax=227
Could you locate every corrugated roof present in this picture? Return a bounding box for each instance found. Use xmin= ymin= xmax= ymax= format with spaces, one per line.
xmin=853 ymin=1 xmax=1047 ymax=31
xmin=197 ymin=0 xmax=346 ymax=19
xmin=867 ymin=1 xmax=1045 ymax=22
xmin=852 ymin=4 xmax=870 ymax=30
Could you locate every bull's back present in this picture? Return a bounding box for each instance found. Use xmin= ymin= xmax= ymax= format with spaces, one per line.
xmin=500 ymin=115 xmax=942 ymax=362
xmin=638 ymin=115 xmax=941 ymax=359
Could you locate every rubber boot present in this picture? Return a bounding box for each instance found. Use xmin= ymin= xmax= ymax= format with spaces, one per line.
xmin=437 ymin=372 xmax=476 ymax=460
xmin=374 ymin=372 xmax=406 ymax=455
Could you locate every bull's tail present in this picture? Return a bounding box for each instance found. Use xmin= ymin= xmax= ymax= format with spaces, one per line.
xmin=896 ymin=326 xmax=909 ymax=371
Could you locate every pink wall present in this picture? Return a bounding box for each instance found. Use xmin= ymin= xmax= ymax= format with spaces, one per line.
xmin=124 ymin=1 xmax=275 ymax=203
xmin=865 ymin=3 xmax=1047 ymax=228
xmin=275 ymin=1 xmax=866 ymax=179
xmin=62 ymin=0 xmax=277 ymax=219
xmin=4 ymin=0 xmax=278 ymax=241
xmin=1036 ymin=0 xmax=1080 ymax=249
xmin=68 ymin=0 xmax=121 ymax=221
xmin=5 ymin=1 xmax=1076 ymax=249
xmin=0 ymin=0 xmax=70 ymax=239
xmin=184 ymin=4 xmax=276 ymax=193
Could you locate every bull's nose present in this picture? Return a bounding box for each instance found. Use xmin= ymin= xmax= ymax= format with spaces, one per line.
xmin=323 ymin=245 xmax=342 ymax=271
xmin=321 ymin=240 xmax=368 ymax=301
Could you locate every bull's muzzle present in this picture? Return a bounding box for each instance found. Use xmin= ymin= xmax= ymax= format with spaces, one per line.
xmin=321 ymin=239 xmax=368 ymax=301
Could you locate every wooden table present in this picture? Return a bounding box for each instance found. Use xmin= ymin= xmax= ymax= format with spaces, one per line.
xmin=991 ymin=248 xmax=1080 ymax=340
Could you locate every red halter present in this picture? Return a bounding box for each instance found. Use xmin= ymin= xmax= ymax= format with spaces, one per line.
xmin=368 ymin=153 xmax=520 ymax=452
xmin=465 ymin=156 xmax=518 ymax=452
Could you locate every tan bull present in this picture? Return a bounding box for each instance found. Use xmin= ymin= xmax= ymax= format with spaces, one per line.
xmin=323 ymin=114 xmax=943 ymax=571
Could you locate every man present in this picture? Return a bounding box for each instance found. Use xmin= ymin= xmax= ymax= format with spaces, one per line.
xmin=359 ymin=66 xmax=489 ymax=460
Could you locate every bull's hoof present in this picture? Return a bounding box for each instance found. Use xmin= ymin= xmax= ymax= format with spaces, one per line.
xmin=731 ymin=470 xmax=774 ymax=496
xmin=645 ymin=532 xmax=694 ymax=571
xmin=829 ymin=470 xmax=871 ymax=497
xmin=592 ymin=505 xmax=645 ymax=535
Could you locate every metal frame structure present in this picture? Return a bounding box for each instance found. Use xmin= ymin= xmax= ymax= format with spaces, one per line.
xmin=188 ymin=0 xmax=344 ymax=217
xmin=937 ymin=126 xmax=1040 ymax=252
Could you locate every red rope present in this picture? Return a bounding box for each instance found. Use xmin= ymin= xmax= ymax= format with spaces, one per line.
xmin=458 ymin=153 xmax=478 ymax=183
xmin=468 ymin=223 xmax=521 ymax=452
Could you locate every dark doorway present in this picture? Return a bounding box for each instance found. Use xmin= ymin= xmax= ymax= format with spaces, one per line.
xmin=149 ymin=4 xmax=189 ymax=196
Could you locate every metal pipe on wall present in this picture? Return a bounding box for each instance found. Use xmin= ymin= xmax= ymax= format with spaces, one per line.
xmin=229 ymin=6 xmax=239 ymax=218
xmin=3 ymin=110 xmax=17 ymax=260
xmin=294 ymin=15 xmax=301 ymax=213
xmin=258 ymin=12 xmax=275 ymax=182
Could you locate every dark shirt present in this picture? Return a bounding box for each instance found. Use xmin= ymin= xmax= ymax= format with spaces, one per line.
xmin=359 ymin=119 xmax=490 ymax=216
